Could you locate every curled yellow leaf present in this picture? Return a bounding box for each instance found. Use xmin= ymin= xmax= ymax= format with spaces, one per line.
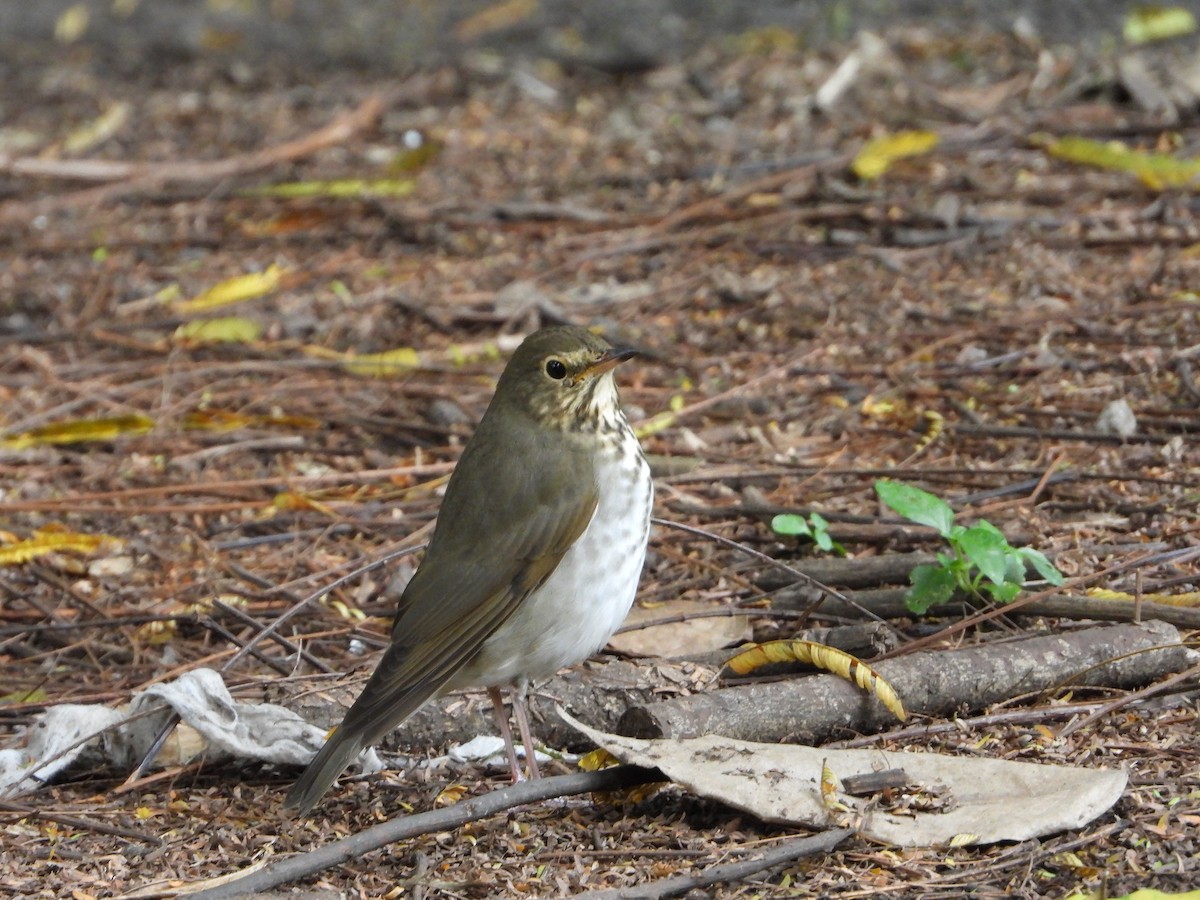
xmin=723 ymin=639 xmax=906 ymax=722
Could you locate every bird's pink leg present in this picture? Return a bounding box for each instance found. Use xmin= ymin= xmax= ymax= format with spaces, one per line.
xmin=510 ymin=681 xmax=541 ymax=779
xmin=487 ymin=685 xmax=524 ymax=782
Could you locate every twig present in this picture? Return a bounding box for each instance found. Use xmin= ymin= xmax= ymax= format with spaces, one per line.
xmin=830 ymin=699 xmax=1112 ymax=748
xmin=0 ymin=799 xmax=164 ymax=846
xmin=1056 ymin=659 xmax=1200 ymax=739
xmin=569 ymin=828 xmax=854 ymax=900
xmin=0 ymin=96 xmax=384 ymax=221
xmin=184 ymin=766 xmax=664 ymax=899
xmin=653 ymin=518 xmax=887 ymax=623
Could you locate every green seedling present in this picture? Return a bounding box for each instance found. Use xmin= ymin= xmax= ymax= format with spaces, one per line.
xmin=771 ymin=512 xmax=845 ymax=556
xmin=874 ymin=480 xmax=1064 ymax=614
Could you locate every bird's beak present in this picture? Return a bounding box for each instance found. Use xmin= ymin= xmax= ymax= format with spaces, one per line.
xmin=577 ymin=347 xmax=637 ymax=382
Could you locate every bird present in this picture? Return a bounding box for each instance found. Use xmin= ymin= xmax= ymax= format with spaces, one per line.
xmin=286 ymin=325 xmax=653 ymax=814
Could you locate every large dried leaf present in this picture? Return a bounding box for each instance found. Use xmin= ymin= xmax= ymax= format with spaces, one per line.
xmin=563 ymin=713 xmax=1127 ymax=848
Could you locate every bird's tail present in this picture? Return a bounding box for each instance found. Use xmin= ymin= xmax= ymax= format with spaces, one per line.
xmin=284 ymin=727 xmax=367 ymax=815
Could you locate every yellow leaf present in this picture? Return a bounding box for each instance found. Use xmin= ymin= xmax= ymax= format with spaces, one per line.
xmin=633 ymin=410 xmax=676 ymax=438
xmin=0 ymin=528 xmax=121 ymax=566
xmin=182 ymin=410 xmax=255 ymax=432
xmin=133 ymin=620 xmax=176 ymax=646
xmin=245 ymin=179 xmax=415 ymax=199
xmin=174 ymin=316 xmax=263 ymax=345
xmin=1037 ymin=134 xmax=1200 ymax=190
xmin=1124 ymin=6 xmax=1197 ymax=44
xmin=915 ymin=410 xmax=945 ymax=453
xmin=174 ymin=264 xmax=287 ymax=315
xmin=852 ymin=130 xmax=939 ymax=180
xmin=63 ymin=102 xmax=130 ymax=155
xmin=1085 ymin=587 xmax=1200 ymax=606
xmin=436 ymin=783 xmax=468 ymax=806
xmin=2 ymin=414 xmax=153 ymax=449
xmin=820 ymin=759 xmax=850 ymax=813
xmin=272 ymin=491 xmax=339 ymax=517
xmin=305 ymin=345 xmax=423 ymax=377
xmin=578 ymin=748 xmax=620 ymax=771
xmin=860 ymin=394 xmax=899 ymax=418
xmin=446 ymin=340 xmax=504 ymax=366
xmin=723 ymin=640 xmax=906 ymax=721
xmin=182 ymin=409 xmax=321 ymax=432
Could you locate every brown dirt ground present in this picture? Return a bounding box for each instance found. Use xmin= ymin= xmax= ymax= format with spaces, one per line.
xmin=2 ymin=26 xmax=1199 ymax=899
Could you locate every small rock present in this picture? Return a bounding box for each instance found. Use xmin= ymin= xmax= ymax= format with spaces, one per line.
xmin=1096 ymin=399 xmax=1137 ymax=437
xmin=426 ymin=398 xmax=472 ymax=427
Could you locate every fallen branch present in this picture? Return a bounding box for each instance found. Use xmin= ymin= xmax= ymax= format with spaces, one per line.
xmin=617 ymin=620 xmax=1187 ymax=743
xmin=292 ymin=622 xmax=901 ymax=753
xmin=183 ymin=765 xmax=662 ymax=900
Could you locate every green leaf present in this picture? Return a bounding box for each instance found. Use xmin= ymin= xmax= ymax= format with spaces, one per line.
xmin=956 ymin=521 xmax=1013 ymax=586
xmin=807 ymin=513 xmax=842 ymax=554
xmin=983 ymin=580 xmax=1022 ymax=604
xmin=875 ymin=481 xmax=955 ymax=536
xmin=1017 ymin=547 xmax=1065 ymax=585
xmin=771 ymin=514 xmax=813 ymax=538
xmin=906 ymin=563 xmax=957 ymax=614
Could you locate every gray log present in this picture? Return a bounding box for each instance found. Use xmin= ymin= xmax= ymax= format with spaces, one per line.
xmin=617 ymin=620 xmax=1187 ymax=743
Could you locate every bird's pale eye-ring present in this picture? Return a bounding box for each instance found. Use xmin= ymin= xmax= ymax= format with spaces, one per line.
xmin=544 ymin=358 xmax=568 ymax=380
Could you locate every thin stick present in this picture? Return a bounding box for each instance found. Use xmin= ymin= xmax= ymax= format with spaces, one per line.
xmin=570 ymin=828 xmax=854 ymax=900
xmin=185 ymin=766 xmax=664 ymax=900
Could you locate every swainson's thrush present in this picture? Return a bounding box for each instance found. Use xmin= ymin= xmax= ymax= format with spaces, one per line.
xmin=286 ymin=325 xmax=653 ymax=813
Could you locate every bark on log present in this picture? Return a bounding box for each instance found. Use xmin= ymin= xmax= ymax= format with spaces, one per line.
xmin=616 ymin=620 xmax=1187 ymax=743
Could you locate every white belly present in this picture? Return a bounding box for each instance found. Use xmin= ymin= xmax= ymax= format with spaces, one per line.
xmin=454 ymin=435 xmax=652 ymax=688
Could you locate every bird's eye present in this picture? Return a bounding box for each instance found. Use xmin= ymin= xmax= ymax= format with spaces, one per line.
xmin=545 ymin=358 xmax=568 ymax=380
